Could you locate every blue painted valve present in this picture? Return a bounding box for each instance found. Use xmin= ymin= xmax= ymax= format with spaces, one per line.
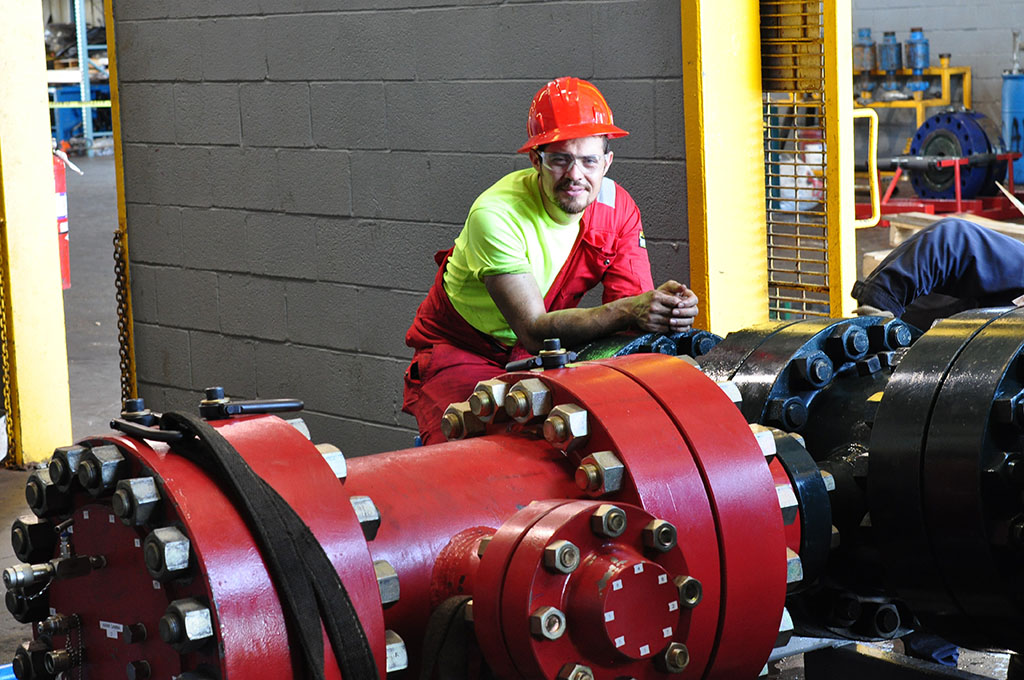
xmin=906 ymin=27 xmax=930 ymax=92
xmin=878 ymin=31 xmax=903 ymax=91
xmin=854 ymin=28 xmax=877 ymax=92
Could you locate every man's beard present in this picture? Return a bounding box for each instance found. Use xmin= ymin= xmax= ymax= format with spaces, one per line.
xmin=553 ymin=178 xmax=591 ymax=214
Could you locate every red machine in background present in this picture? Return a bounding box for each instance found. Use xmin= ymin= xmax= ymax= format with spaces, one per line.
xmin=4 ymin=312 xmax=1024 ymax=679
xmin=52 ymin=149 xmax=78 ymax=290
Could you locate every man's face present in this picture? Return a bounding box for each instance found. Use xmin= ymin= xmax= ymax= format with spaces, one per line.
xmin=530 ymin=136 xmax=612 ymax=219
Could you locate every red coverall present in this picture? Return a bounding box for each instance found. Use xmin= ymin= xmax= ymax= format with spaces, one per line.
xmin=403 ymin=181 xmax=654 ymax=445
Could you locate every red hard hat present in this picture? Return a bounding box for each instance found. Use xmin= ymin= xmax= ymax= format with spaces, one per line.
xmin=517 ymin=77 xmax=629 ymax=153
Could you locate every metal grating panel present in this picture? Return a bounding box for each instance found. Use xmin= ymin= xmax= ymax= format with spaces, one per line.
xmin=761 ymin=1 xmax=831 ymax=319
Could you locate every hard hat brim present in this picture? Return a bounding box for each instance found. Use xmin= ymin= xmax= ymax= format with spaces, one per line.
xmin=517 ymin=123 xmax=630 ymax=153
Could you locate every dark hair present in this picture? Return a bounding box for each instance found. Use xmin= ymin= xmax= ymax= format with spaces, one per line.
xmin=534 ymin=136 xmax=611 ymax=154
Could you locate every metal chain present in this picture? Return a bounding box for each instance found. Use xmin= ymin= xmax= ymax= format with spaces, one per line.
xmin=0 ymin=217 xmax=15 ymax=467
xmin=113 ymin=231 xmax=133 ymax=403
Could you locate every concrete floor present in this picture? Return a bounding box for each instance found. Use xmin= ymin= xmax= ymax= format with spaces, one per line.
xmin=0 ymin=154 xmax=121 ymax=657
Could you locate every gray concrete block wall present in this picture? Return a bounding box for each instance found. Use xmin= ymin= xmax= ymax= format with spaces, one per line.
xmin=113 ymin=0 xmax=690 ymax=455
xmin=852 ymin=0 xmax=1021 ymax=156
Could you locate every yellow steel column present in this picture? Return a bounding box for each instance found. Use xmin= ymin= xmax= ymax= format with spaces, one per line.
xmin=681 ymin=0 xmax=769 ymax=334
xmin=0 ymin=0 xmax=73 ymax=464
xmin=824 ymin=0 xmax=857 ymax=316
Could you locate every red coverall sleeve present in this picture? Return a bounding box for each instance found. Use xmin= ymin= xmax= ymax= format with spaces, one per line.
xmin=601 ymin=189 xmax=655 ymax=304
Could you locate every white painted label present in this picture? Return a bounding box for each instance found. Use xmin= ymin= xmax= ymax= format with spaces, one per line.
xmin=612 ymin=579 xmax=622 ymax=591
xmin=668 ymin=600 xmax=679 ymax=612
xmin=639 ymin=644 xmax=650 ymax=656
xmin=604 ymin=611 xmax=615 ymax=622
xmin=134 ymin=538 xmax=141 ymax=548
xmin=633 ymin=563 xmax=644 ymax=574
xmin=82 ymin=511 xmax=89 ymax=519
xmin=663 ymin=626 xmax=673 ymax=638
xmin=109 ymin=514 xmax=115 ymax=524
xmin=615 ymin=636 xmax=625 ymax=648
xmin=152 ymin=580 xmax=161 ymax=590
xmin=658 ymin=574 xmax=668 ymax=584
xmin=56 ymin=194 xmax=68 ymax=220
xmin=99 ymin=621 xmax=123 ymax=639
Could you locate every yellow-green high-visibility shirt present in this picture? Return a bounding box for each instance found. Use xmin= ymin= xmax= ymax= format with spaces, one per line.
xmin=443 ymin=168 xmax=580 ymax=346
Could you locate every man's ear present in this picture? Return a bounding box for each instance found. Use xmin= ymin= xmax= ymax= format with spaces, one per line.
xmin=604 ymin=151 xmax=613 ymax=174
xmin=529 ymin=149 xmax=541 ymax=172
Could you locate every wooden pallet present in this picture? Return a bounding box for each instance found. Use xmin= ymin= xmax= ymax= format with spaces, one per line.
xmin=887 ymin=212 xmax=1024 ymax=246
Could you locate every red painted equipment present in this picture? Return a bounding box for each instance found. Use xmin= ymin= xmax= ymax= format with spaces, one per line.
xmin=52 ymin=152 xmax=71 ymax=290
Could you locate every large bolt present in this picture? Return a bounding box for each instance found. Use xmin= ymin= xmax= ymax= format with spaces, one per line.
xmin=786 ymin=548 xmax=803 ymax=584
xmin=643 ymin=519 xmax=678 ymax=552
xmin=503 ymin=378 xmax=552 ymax=423
xmin=825 ymin=324 xmax=869 ymax=362
xmin=12 ymin=640 xmax=50 ymax=680
xmin=590 ymin=504 xmax=627 ymax=538
xmin=749 ymin=424 xmax=777 ymax=458
xmin=126 ymin=660 xmax=152 ymax=680
xmin=469 ymin=379 xmax=509 ymax=423
xmin=529 ymin=606 xmax=567 ymax=640
xmin=765 ymin=397 xmax=808 ymax=430
xmin=791 ymin=352 xmax=834 ymax=389
xmin=158 ymin=599 xmax=213 ymax=651
xmin=385 ymin=630 xmax=409 ymax=674
xmin=441 ymin=401 xmax=485 ymax=440
xmin=674 ymin=575 xmax=703 ymax=608
xmin=776 ymin=483 xmax=798 ymax=525
xmin=867 ymin=319 xmax=912 ymax=351
xmin=574 ymin=451 xmax=625 ymax=496
xmin=11 ymin=515 xmax=56 ymax=564
xmin=542 ymin=404 xmax=589 ymax=450
xmin=661 ymin=642 xmax=690 ymax=673
xmin=557 ymin=663 xmax=594 ymax=680
xmin=125 ymin=623 xmax=148 ymax=644
xmin=543 ymin=540 xmax=580 ymax=574
xmin=374 ymin=560 xmax=400 ymax=607
xmin=25 ymin=468 xmax=69 ymax=518
xmin=48 ymin=445 xmax=87 ymax=492
xmin=349 ymin=496 xmax=381 ymax=541
xmin=77 ymin=445 xmax=127 ymax=496
xmin=776 ymin=607 xmax=794 ymax=648
xmin=316 ymin=443 xmax=347 ymax=480
xmin=830 ymin=595 xmax=862 ymax=627
xmin=143 ymin=527 xmax=191 ymax=581
xmin=112 ymin=477 xmax=161 ymax=526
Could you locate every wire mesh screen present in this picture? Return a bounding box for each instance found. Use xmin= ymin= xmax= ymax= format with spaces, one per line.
xmin=761 ymin=1 xmax=831 ymax=318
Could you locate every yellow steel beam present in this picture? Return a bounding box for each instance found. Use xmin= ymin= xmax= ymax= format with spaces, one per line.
xmin=0 ymin=0 xmax=73 ymax=464
xmin=681 ymin=0 xmax=769 ymax=334
xmin=824 ymin=0 xmax=857 ymax=317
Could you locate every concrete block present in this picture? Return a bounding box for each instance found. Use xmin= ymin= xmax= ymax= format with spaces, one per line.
xmin=261 ymin=0 xmax=499 ymax=12
xmin=114 ymin=20 xmax=203 ymax=82
xmin=122 ymin=145 xmax=154 ymax=205
xmin=173 ymin=83 xmax=241 ymax=145
xmin=189 ymin=331 xmax=257 ymax=394
xmin=128 ymin=262 xmax=159 ymax=324
xmin=297 ymin=410 xmax=418 ymax=458
xmin=334 ymin=12 xmax=417 ymax=80
xmin=159 ymin=385 xmax=201 ymax=413
xmin=276 ymin=149 xmax=352 ymax=216
xmin=112 ymin=1 xmax=170 ymax=21
xmin=134 ymin=323 xmax=191 ymax=387
xmin=119 ymin=83 xmax=176 ymax=144
xmin=218 ymin=274 xmax=288 ymax=340
xmin=592 ymin=80 xmax=657 ymax=159
xmin=647 ymin=240 xmax=691 ymax=288
xmin=384 ymin=81 xmax=536 ymax=153
xmin=285 ymin=281 xmax=420 ymax=357
xmin=180 ymin=208 xmax=249 ymax=273
xmin=607 ymin=160 xmax=688 ymax=241
xmin=593 ymin=0 xmax=683 ymax=78
xmin=167 ymin=0 xmax=265 ymax=17
xmin=122 ymin=144 xmax=215 ymax=208
xmin=264 ymin=14 xmax=344 ymax=81
xmin=136 ymin=381 xmax=165 ymax=412
xmin=155 ymin=267 xmax=220 ymax=331
xmin=654 ymin=79 xmax=686 ymax=159
xmin=315 ymin=217 xmax=461 ymax=291
xmin=199 ymin=18 xmax=267 ymax=81
xmin=208 ymin=147 xmax=280 ymax=211
xmin=125 ymin=204 xmax=183 ymax=266
xmin=244 ymin=212 xmax=318 ymax=280
xmin=350 ymin=152 xmax=517 ymax=223
xmin=240 ymin=83 xmax=312 ymax=147
xmin=310 ymin=83 xmax=388 ymax=150
xmin=412 ymin=5 xmax=592 ymax=80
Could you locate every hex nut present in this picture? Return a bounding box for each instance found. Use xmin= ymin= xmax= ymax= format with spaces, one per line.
xmin=674 ymin=575 xmax=703 ymax=608
xmin=717 ymin=381 xmax=743 ymax=406
xmin=441 ymin=401 xmax=485 ymax=440
xmin=766 ymin=397 xmax=808 ymax=430
xmin=48 ymin=445 xmax=87 ymax=492
xmin=590 ymin=504 xmax=627 ymax=538
xmin=786 ymin=548 xmax=803 ymax=584
xmin=543 ymin=540 xmax=580 ymax=574
xmin=24 ymin=468 xmax=69 ymax=518
xmin=13 ymin=640 xmax=50 ymax=680
xmin=643 ymin=519 xmax=678 ymax=552
xmin=776 ymin=607 xmax=794 ymax=648
xmin=503 ymin=378 xmax=553 ymax=423
xmin=574 ymin=451 xmax=625 ymax=496
xmin=819 ymin=469 xmax=836 ymax=492
xmin=868 ymin=319 xmax=912 ymax=351
xmin=529 ymin=605 xmax=567 ymax=640
xmin=284 ymin=417 xmax=311 ymax=440
xmin=825 ymin=324 xmax=869 ymax=362
xmin=11 ymin=515 xmax=56 ymax=563
xmin=76 ymin=445 xmax=127 ymax=496
xmin=316 ymin=443 xmax=347 ymax=480
xmin=385 ymin=629 xmax=409 ymax=674
xmin=350 ymin=496 xmax=381 ymax=541
xmin=543 ymin=404 xmax=589 ymax=450
xmin=476 ymin=535 xmax=492 ymax=559
xmin=749 ymin=424 xmax=777 ymax=458
xmin=557 ymin=663 xmax=594 ymax=680
xmin=776 ymin=483 xmax=799 ymax=525
xmin=469 ymin=379 xmax=510 ymax=423
xmin=374 ymin=559 xmax=400 ymax=607
xmin=143 ymin=527 xmax=191 ymax=581
xmin=112 ymin=477 xmax=161 ymax=526
xmin=158 ymin=598 xmax=213 ymax=651
xmin=660 ymin=642 xmax=690 ymax=673
xmin=791 ymin=352 xmax=834 ymax=389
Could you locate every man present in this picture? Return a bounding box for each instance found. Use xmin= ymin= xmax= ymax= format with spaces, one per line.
xmin=404 ymin=76 xmax=699 ymax=444
xmin=854 ymin=216 xmax=1024 ymax=329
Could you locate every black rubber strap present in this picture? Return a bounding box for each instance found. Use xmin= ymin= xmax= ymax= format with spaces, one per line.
xmin=161 ymin=411 xmax=378 ymax=680
xmin=419 ymin=595 xmax=496 ymax=680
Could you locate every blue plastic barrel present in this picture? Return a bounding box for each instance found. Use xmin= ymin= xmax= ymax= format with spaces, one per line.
xmin=0 ymin=663 xmax=14 ymax=680
xmin=1004 ymin=73 xmax=1024 ymax=180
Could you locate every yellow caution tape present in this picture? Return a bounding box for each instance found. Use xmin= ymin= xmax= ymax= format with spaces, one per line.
xmin=49 ymin=100 xmax=112 ymax=109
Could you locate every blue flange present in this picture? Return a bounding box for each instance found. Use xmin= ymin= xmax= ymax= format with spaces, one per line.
xmin=908 ymin=111 xmax=1006 ymax=199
